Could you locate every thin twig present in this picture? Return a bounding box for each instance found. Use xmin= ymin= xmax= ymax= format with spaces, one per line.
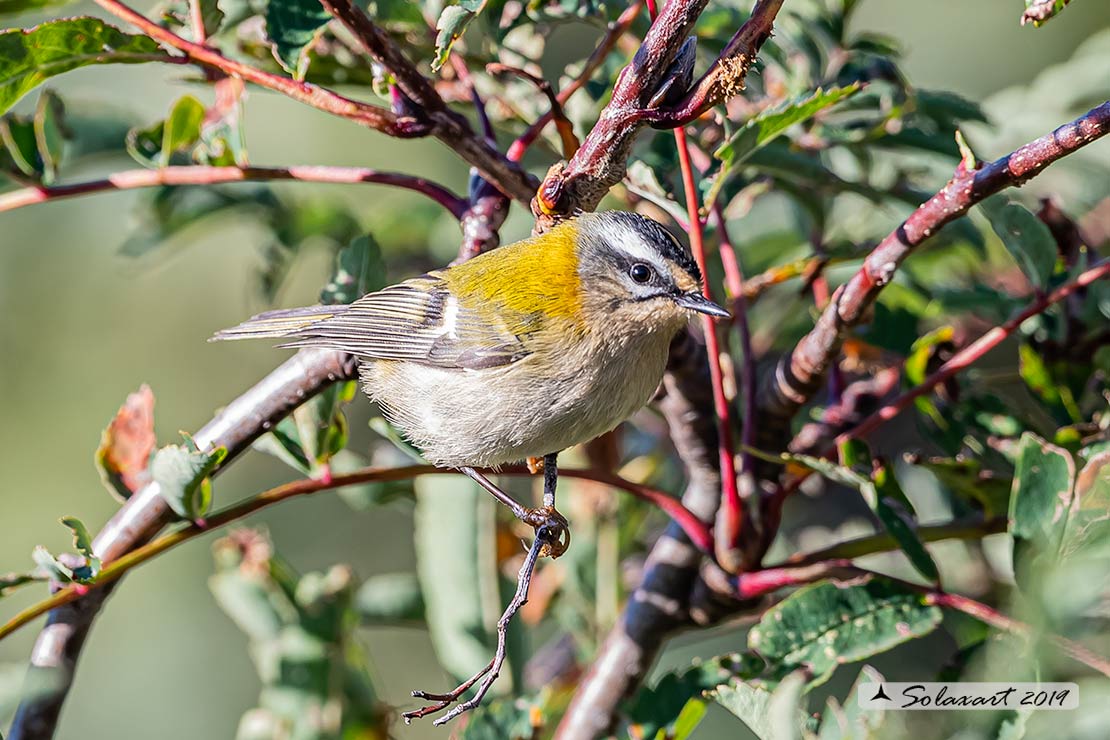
xmin=317 ymin=0 xmax=538 ymax=202
xmin=770 ymin=258 xmax=1110 ymax=507
xmin=489 ymin=64 xmax=580 ymax=160
xmin=93 ymin=0 xmax=412 ymax=136
xmin=506 ymin=1 xmax=643 ymax=160
xmin=0 ymin=165 xmax=468 ymax=217
xmin=0 ymin=465 xmax=709 ymax=643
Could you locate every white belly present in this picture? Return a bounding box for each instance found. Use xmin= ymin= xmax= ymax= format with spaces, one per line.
xmin=361 ymin=331 xmax=674 ymax=467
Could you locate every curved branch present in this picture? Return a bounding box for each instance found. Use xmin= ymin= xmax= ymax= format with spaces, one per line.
xmin=93 ymin=0 xmax=413 ymax=136
xmin=0 ymin=465 xmax=710 ymax=643
xmin=755 ymin=101 xmax=1110 ymax=528
xmin=8 ymin=349 xmax=358 ymax=740
xmin=0 ymin=165 xmax=468 ymax=217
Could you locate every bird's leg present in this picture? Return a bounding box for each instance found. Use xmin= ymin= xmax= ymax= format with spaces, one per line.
xmin=402 ymin=527 xmax=548 ymax=726
xmin=458 ymin=458 xmax=570 ymax=558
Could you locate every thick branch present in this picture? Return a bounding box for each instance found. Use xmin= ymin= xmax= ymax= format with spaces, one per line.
xmin=533 ymin=0 xmax=784 ymax=225
xmin=318 ymin=0 xmax=538 ymax=202
xmin=8 ymin=349 xmax=358 ymax=740
xmin=0 ymin=165 xmax=467 ymax=217
xmin=555 ymin=333 xmax=721 ymax=740
xmin=755 ymin=101 xmax=1110 ymax=491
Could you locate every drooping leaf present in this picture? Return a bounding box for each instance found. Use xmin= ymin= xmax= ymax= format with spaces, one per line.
xmin=95 ymin=384 xmax=156 ymax=501
xmin=1021 ymin=0 xmax=1072 ymax=27
xmin=748 ymin=578 xmax=942 ymax=685
xmin=0 ymin=18 xmax=168 ymax=115
xmin=253 ymin=380 xmax=357 ymax=477
xmin=151 ymin=435 xmax=227 ymax=521
xmin=1008 ymin=432 xmax=1076 ymax=576
xmin=32 ymin=89 xmax=66 ymax=183
xmin=31 ymin=545 xmax=74 ymax=584
xmin=980 ymin=195 xmax=1058 ymax=289
xmin=320 ymin=234 xmax=386 ymax=305
xmin=432 ymin=1 xmax=486 ymax=71
xmin=266 ymin=0 xmax=332 ymax=79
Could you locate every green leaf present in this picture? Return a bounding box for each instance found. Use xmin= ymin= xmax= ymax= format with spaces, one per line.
xmin=432 ymin=2 xmax=486 ymax=71
xmin=320 ymin=234 xmax=386 ymax=305
xmin=980 ymin=195 xmax=1057 ymax=289
xmin=715 ymin=84 xmax=863 ymax=162
xmin=1059 ymin=451 xmax=1110 ymax=557
xmin=31 ymin=545 xmax=74 ymax=584
xmin=1018 ymin=343 xmax=1081 ymax=423
xmin=194 ymin=0 xmax=225 ymax=39
xmin=33 ymin=89 xmax=66 ymax=183
xmin=126 ymin=96 xmax=206 ymax=168
xmin=710 ymin=673 xmax=811 ymax=740
xmin=355 ymin=572 xmax=425 ymax=623
xmin=910 ymin=455 xmax=1011 ymax=518
xmin=152 ymin=436 xmax=227 ymax=521
xmin=266 ymin=0 xmax=332 ymax=79
xmin=1008 ymin=432 xmax=1076 ymax=574
xmin=0 ymin=18 xmax=167 ymax=115
xmin=457 ymin=697 xmax=541 ymax=740
xmin=626 ymin=654 xmax=763 ymax=740
xmin=670 ymin=698 xmax=709 ymax=740
xmin=254 ymin=380 xmax=357 ymax=477
xmin=748 ymin=578 xmax=942 ymax=685
xmin=0 ymin=110 xmax=37 ymax=177
xmin=59 ymin=516 xmax=101 ymax=582
xmin=817 ymin=666 xmax=886 ymax=739
xmin=1022 ymin=0 xmax=1072 ymax=27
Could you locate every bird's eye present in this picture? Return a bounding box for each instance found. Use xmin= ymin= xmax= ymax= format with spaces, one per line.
xmin=629 ymin=263 xmax=653 ymax=283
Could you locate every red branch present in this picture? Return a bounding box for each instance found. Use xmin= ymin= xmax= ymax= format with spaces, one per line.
xmin=756 ymin=101 xmax=1110 ymax=515
xmin=0 ymin=165 xmax=468 ymax=217
xmin=675 ymin=130 xmax=742 ymax=570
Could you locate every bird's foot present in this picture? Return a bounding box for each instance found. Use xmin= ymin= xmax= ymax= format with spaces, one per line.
xmin=522 ymin=505 xmax=570 ymax=559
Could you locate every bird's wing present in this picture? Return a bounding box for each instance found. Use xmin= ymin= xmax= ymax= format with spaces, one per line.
xmin=277 ymin=274 xmax=532 ymax=370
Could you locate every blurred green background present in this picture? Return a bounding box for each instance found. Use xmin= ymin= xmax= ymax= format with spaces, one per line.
xmin=1 ymin=1 xmax=1108 ymax=738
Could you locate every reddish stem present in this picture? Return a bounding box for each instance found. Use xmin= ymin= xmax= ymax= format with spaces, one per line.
xmin=676 ymin=129 xmax=742 ymax=568
xmin=0 ymin=165 xmax=468 ymax=218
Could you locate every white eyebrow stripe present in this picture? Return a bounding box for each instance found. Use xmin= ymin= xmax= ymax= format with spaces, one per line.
xmin=595 ymin=218 xmax=667 ymax=269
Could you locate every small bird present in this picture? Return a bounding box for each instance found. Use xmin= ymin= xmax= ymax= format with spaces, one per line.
xmin=213 ymin=211 xmax=727 ymax=552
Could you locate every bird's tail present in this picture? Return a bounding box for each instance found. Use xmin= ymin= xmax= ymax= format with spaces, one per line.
xmin=210 ymin=305 xmax=348 ymax=342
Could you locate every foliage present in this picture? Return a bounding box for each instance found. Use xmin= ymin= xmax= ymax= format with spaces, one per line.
xmin=0 ymin=0 xmax=1109 ymax=738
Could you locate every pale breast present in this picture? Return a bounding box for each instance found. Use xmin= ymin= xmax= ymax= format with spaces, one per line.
xmin=360 ymin=328 xmax=675 ymax=468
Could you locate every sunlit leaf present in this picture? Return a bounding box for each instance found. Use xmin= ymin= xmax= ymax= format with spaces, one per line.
xmin=152 ymin=435 xmax=227 ymax=521
xmin=0 ymin=18 xmax=168 ymax=115
xmin=748 ymin=578 xmax=942 ymax=685
xmin=95 ymin=384 xmax=156 ymax=501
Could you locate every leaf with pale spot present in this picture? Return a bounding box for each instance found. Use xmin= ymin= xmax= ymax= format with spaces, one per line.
xmin=152 ymin=437 xmax=227 ymax=521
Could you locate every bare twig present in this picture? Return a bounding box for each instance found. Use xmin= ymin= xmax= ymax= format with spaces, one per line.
xmin=0 ymin=464 xmax=711 ymax=643
xmin=756 ymin=101 xmax=1110 ymax=528
xmin=93 ymin=0 xmax=413 ymax=136
xmin=770 ymin=258 xmax=1110 ymax=508
xmin=508 ymin=1 xmax=643 ymax=161
xmin=489 ymin=64 xmax=580 ymax=160
xmin=0 ymin=165 xmax=467 ymax=217
xmin=318 ymin=0 xmax=538 ymax=202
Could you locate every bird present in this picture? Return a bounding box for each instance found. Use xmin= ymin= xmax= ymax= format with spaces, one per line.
xmin=212 ymin=210 xmax=728 ymax=555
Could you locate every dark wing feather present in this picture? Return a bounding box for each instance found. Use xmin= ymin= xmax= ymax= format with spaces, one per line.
xmin=274 ymin=275 xmax=530 ymax=370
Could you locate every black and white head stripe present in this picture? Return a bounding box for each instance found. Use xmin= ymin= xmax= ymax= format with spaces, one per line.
xmin=590 ymin=211 xmax=702 ymax=283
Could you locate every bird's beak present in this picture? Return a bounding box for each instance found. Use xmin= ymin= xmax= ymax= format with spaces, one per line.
xmin=673 ymin=291 xmax=730 ymax=319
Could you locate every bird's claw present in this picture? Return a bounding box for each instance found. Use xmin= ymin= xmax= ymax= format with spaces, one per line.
xmin=523 ymin=506 xmax=570 ymax=559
